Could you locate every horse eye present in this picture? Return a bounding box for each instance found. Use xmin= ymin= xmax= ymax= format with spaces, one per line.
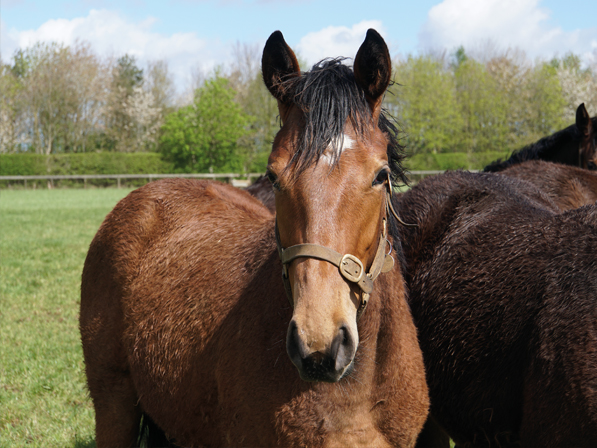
xmin=266 ymin=170 xmax=280 ymax=191
xmin=372 ymin=169 xmax=389 ymax=187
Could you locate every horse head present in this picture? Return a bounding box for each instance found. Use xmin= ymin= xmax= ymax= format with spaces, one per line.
xmin=262 ymin=29 xmax=401 ymax=383
xmin=576 ymin=103 xmax=597 ymax=170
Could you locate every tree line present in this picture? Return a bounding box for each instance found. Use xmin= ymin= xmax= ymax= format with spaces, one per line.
xmin=1 ymin=40 xmax=596 ymax=173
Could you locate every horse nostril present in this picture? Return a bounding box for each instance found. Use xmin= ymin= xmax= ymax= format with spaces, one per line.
xmin=331 ymin=326 xmax=356 ymax=372
xmin=286 ymin=320 xmax=307 ymax=369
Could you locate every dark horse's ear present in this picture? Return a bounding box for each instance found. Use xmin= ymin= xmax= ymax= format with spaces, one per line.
xmin=576 ymin=103 xmax=595 ymax=168
xmin=576 ymin=103 xmax=591 ymax=137
xmin=354 ymin=29 xmax=391 ymax=122
xmin=262 ymin=31 xmax=300 ymax=119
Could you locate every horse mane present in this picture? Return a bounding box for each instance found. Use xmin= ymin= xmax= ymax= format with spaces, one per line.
xmin=280 ymin=58 xmax=408 ymax=187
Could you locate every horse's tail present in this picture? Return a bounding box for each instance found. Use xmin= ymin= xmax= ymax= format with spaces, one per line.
xmin=137 ymin=413 xmax=179 ymax=448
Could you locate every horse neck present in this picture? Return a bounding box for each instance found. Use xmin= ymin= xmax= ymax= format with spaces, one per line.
xmin=520 ymin=124 xmax=579 ymax=165
xmin=395 ymin=173 xmax=468 ymax=270
xmin=484 ymin=124 xmax=580 ymax=172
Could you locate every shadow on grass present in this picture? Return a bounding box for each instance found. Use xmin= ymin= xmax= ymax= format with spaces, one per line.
xmin=73 ymin=437 xmax=96 ymax=448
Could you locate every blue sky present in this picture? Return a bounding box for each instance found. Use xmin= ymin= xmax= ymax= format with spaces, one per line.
xmin=2 ymin=0 xmax=597 ymax=92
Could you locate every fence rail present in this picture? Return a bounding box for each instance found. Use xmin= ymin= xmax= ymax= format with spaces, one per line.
xmin=0 ymin=171 xmax=448 ymax=188
xmin=0 ymin=173 xmax=266 ymax=188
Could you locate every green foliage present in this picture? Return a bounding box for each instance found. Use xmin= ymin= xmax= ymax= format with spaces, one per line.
xmin=2 ymin=38 xmax=592 ymax=169
xmin=389 ymin=55 xmax=462 ymax=154
xmin=454 ymin=57 xmax=510 ymax=153
xmin=113 ymin=55 xmax=144 ymax=93
xmin=388 ymin=46 xmax=572 ymax=156
xmin=235 ymin=75 xmax=279 ymax=172
xmin=522 ymin=62 xmax=567 ymax=140
xmin=159 ymin=76 xmax=251 ymax=173
xmin=0 ymin=153 xmax=173 ymax=176
xmin=452 ymin=46 xmax=468 ymax=67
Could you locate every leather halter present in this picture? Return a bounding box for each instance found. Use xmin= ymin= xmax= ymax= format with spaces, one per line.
xmin=274 ymin=188 xmax=399 ymax=320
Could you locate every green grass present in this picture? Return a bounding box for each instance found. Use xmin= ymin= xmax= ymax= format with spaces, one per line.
xmin=0 ymin=188 xmax=133 ymax=448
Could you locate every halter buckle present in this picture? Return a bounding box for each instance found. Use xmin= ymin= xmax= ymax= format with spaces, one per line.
xmin=339 ymin=254 xmax=365 ymax=283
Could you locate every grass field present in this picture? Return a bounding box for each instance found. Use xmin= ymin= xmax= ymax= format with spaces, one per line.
xmin=0 ymin=188 xmax=133 ymax=448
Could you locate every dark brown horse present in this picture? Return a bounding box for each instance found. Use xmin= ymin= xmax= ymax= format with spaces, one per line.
xmin=484 ymin=103 xmax=597 ymax=172
xmin=80 ymin=29 xmax=429 ymax=447
xmin=396 ymin=170 xmax=597 ymax=448
xmin=498 ymin=160 xmax=597 ymax=211
xmin=245 ymin=174 xmax=275 ymax=212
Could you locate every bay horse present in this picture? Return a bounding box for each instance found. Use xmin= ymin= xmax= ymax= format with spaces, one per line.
xmin=484 ymin=103 xmax=597 ymax=172
xmin=80 ymin=29 xmax=429 ymax=447
xmin=395 ymin=170 xmax=597 ymax=447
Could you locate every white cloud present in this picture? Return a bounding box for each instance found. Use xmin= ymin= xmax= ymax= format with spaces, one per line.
xmin=2 ymin=0 xmax=25 ymax=6
xmin=419 ymin=0 xmax=597 ymax=63
xmin=296 ymin=20 xmax=386 ymax=67
xmin=0 ymin=9 xmax=227 ymax=93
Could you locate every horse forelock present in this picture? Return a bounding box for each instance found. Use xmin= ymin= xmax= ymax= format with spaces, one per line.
xmin=278 ymin=58 xmax=407 ymax=186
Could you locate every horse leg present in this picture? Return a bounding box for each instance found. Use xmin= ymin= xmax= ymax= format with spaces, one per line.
xmin=82 ymin=324 xmax=141 ymax=447
xmin=415 ymin=414 xmax=451 ymax=448
xmin=89 ymin=371 xmax=142 ymax=448
xmin=520 ymin=328 xmax=597 ymax=447
xmin=81 ymin=236 xmax=146 ymax=447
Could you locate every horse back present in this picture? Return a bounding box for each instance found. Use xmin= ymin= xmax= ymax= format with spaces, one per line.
xmin=500 ymin=160 xmax=597 ymax=211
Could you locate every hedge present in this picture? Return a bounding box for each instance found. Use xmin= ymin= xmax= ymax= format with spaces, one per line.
xmin=0 ymin=151 xmax=511 ymax=177
xmin=0 ymin=153 xmax=174 ymax=176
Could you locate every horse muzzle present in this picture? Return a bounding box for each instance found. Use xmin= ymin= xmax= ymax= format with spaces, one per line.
xmin=286 ymin=319 xmax=357 ymax=382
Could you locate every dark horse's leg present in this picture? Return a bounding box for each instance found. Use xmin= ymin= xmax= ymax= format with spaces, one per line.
xmin=81 ymin=246 xmax=142 ymax=447
xmin=415 ymin=415 xmax=451 ymax=448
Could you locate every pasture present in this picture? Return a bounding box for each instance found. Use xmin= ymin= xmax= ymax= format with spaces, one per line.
xmin=0 ymin=188 xmax=132 ymax=447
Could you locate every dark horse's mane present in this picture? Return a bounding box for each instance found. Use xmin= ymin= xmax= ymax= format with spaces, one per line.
xmin=483 ymin=117 xmax=597 ymax=172
xmin=279 ymin=58 xmax=408 ymax=187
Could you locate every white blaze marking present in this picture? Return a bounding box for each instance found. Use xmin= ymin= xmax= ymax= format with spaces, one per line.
xmin=321 ymin=134 xmax=355 ymax=163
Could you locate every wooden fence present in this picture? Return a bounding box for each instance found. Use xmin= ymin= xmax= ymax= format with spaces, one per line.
xmin=0 ymin=171 xmax=447 ymax=189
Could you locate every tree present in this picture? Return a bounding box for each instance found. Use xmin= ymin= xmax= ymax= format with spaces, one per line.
xmin=6 ymin=42 xmax=107 ymax=154
xmin=146 ymin=60 xmax=174 ymax=113
xmin=554 ymin=53 xmax=597 ymax=123
xmin=159 ymin=76 xmax=251 ymax=173
xmin=524 ymin=62 xmax=566 ymax=141
xmin=104 ymin=55 xmax=162 ymax=152
xmin=226 ymin=42 xmax=278 ymax=171
xmin=0 ymin=62 xmax=27 ymax=152
xmin=454 ymin=53 xmax=510 ymax=153
xmin=388 ymin=54 xmax=462 ymax=154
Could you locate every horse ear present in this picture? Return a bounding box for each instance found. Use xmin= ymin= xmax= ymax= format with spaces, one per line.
xmin=262 ymin=31 xmax=300 ymax=110
xmin=354 ymin=29 xmax=392 ymax=121
xmin=576 ymin=103 xmax=591 ymax=137
xmin=576 ymin=103 xmax=596 ymax=167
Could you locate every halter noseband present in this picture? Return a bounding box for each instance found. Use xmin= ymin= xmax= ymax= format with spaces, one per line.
xmin=275 ymin=188 xmax=401 ymax=320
